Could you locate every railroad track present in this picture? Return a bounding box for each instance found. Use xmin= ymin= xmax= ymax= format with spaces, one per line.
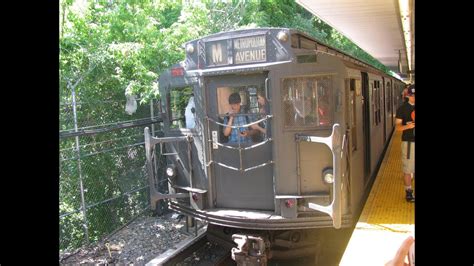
xmin=147 ymin=223 xmax=350 ymax=265
xmin=146 ymin=226 xmax=234 ymax=266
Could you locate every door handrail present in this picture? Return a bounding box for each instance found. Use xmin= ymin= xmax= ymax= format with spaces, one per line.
xmin=144 ymin=127 xmax=193 ymax=210
xmin=207 ymin=114 xmax=272 ymax=128
xmin=206 ymin=115 xmax=273 ymax=172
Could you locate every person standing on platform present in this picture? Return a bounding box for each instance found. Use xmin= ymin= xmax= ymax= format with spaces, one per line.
xmin=402 ymin=85 xmax=410 ymax=103
xmin=395 ymin=84 xmax=415 ymax=202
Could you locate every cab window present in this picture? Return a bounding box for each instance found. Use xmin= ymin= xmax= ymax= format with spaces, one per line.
xmin=168 ymin=87 xmax=193 ymax=129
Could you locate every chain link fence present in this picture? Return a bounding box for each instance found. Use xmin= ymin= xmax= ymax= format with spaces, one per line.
xmin=59 ymin=87 xmax=165 ymax=253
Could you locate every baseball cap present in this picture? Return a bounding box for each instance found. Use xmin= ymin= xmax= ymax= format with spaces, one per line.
xmin=407 ymin=84 xmax=415 ymax=96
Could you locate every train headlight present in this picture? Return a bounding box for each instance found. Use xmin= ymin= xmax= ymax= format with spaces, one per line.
xmin=165 ymin=164 xmax=176 ymax=177
xmin=277 ymin=31 xmax=288 ymax=42
xmin=322 ymin=167 xmax=334 ymax=184
xmin=186 ymin=43 xmax=194 ymax=54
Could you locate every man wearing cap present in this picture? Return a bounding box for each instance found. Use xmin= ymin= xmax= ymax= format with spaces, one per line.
xmin=402 ymin=84 xmax=411 ymax=103
xmin=395 ymin=84 xmax=415 ymax=202
xmin=223 ymin=92 xmax=258 ymax=144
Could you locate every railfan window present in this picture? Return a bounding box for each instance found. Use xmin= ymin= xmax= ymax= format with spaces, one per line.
xmin=216 ymin=85 xmax=265 ymax=143
xmin=282 ymin=75 xmax=333 ymax=128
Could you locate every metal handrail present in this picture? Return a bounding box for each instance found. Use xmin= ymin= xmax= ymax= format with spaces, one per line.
xmin=214 ymin=137 xmax=272 ymax=150
xmin=144 ymin=127 xmax=192 ymax=210
xmin=214 ymin=160 xmax=274 ymax=173
xmin=206 ymin=115 xmax=273 ymax=172
xmin=207 ymin=114 xmax=272 ymax=128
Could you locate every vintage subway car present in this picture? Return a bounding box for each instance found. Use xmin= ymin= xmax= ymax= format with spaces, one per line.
xmin=144 ymin=28 xmax=405 ymax=262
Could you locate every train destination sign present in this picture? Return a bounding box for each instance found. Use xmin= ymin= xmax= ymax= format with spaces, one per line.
xmin=205 ymin=35 xmax=266 ymax=67
xmin=233 ymin=35 xmax=266 ymax=64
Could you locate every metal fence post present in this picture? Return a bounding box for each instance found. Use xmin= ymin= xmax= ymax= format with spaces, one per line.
xmin=60 ymin=81 xmax=165 ymax=252
xmin=70 ymin=83 xmax=89 ymax=244
xmin=150 ymin=99 xmax=155 ymax=137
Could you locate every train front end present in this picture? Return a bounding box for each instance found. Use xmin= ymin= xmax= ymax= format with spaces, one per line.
xmin=145 ymin=27 xmax=354 ymax=260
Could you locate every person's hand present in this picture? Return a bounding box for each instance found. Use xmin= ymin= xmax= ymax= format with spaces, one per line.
xmin=239 ymin=130 xmax=248 ymax=137
xmin=227 ymin=112 xmax=235 ymax=125
xmin=385 ymin=236 xmax=414 ymax=266
xmin=406 ymin=122 xmax=415 ymax=129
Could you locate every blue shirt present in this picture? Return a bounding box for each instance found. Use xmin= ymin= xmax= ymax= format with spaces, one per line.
xmin=223 ymin=115 xmax=251 ymax=144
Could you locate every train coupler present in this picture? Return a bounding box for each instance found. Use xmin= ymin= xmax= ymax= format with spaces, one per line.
xmin=231 ymin=234 xmax=270 ymax=266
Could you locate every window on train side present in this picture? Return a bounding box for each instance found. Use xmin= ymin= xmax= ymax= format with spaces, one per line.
xmin=282 ymin=75 xmax=333 ymax=128
xmin=376 ymin=81 xmax=379 ymax=125
xmin=168 ymin=87 xmax=193 ymax=129
xmin=371 ymin=80 xmax=381 ymax=126
xmin=350 ymin=79 xmax=358 ymax=151
xmin=376 ymin=81 xmax=381 ymax=124
xmin=386 ymin=82 xmax=392 ymax=113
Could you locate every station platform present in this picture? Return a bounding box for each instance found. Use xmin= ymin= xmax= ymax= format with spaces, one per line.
xmin=339 ymin=129 xmax=414 ymax=265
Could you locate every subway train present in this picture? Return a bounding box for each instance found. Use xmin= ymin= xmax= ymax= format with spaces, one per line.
xmin=144 ymin=27 xmax=406 ymax=263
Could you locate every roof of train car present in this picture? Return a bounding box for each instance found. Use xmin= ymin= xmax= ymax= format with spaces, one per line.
xmin=184 ymin=27 xmax=403 ymax=83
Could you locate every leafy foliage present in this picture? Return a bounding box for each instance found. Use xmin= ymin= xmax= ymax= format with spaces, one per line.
xmin=60 ymin=0 xmax=388 ymax=109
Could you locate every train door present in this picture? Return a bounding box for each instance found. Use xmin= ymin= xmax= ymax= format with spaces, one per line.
xmin=361 ymin=72 xmax=371 ymax=183
xmin=389 ymin=81 xmax=394 ymax=129
xmin=382 ymin=77 xmax=387 ymax=142
xmin=277 ymin=73 xmax=336 ymax=201
xmin=386 ymin=80 xmax=393 ymax=134
xmin=206 ymin=74 xmax=274 ymax=210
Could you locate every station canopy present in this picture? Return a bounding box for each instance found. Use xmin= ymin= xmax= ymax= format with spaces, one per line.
xmin=296 ymin=0 xmax=415 ymax=83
